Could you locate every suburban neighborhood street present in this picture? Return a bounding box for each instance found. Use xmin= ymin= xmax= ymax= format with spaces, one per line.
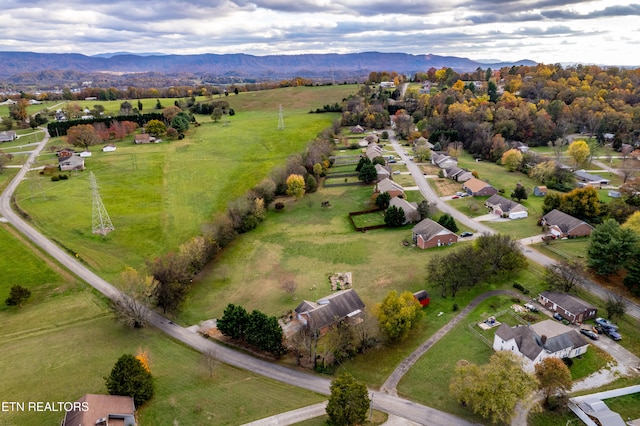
xmin=1 ymin=127 xmax=638 ymax=426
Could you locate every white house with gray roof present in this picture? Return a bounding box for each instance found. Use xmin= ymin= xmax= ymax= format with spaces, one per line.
xmin=493 ymin=319 xmax=589 ymax=371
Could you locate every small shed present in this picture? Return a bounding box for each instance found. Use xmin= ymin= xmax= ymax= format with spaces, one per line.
xmin=102 ymin=144 xmax=116 ymax=152
xmin=413 ymin=290 xmax=430 ymax=307
xmin=533 ymin=186 xmax=547 ymax=197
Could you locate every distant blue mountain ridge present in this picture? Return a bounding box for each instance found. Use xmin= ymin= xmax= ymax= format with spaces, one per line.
xmin=0 ymin=51 xmax=536 ymax=80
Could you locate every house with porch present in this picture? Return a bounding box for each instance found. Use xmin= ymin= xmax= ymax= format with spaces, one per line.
xmin=493 ymin=319 xmax=589 ymax=372
xmin=485 ymin=194 xmax=528 ymax=219
xmin=541 ymin=209 xmax=594 ymax=238
xmin=375 ymin=163 xmax=391 ymax=181
xmin=444 ymin=166 xmax=473 ymax=182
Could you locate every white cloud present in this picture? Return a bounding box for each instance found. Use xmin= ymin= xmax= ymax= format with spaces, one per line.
xmin=0 ymin=0 xmax=637 ymax=65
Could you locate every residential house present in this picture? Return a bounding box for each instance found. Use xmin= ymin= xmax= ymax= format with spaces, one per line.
xmin=533 ymin=186 xmax=547 ymax=197
xmin=412 ymin=218 xmax=458 ymax=249
xmin=462 ymin=177 xmax=498 ymax=197
xmin=358 ymin=139 xmax=369 ymax=148
xmin=510 ymin=141 xmax=530 ymax=153
xmin=350 ymin=125 xmax=365 ymax=134
xmin=0 ymin=130 xmax=17 ymax=142
xmin=485 ymin=194 xmax=528 ymax=219
xmin=59 ymin=155 xmax=85 ymax=171
xmin=431 ymin=152 xmax=457 ymax=169
xmin=444 ymin=166 xmax=473 ymax=182
xmin=414 ymin=136 xmax=434 ymax=149
xmin=574 ymin=169 xmax=609 ymax=186
xmin=541 ymin=209 xmax=594 ymax=238
xmin=56 ymin=147 xmax=76 ymax=159
xmin=294 ymin=289 xmax=365 ymax=335
xmin=389 ymin=196 xmax=420 ymax=223
xmin=134 ymin=133 xmax=152 ymax=144
xmin=493 ymin=319 xmax=589 ymax=371
xmin=62 ymin=394 xmax=136 ymax=426
xmin=375 ymin=163 xmax=391 ymax=182
xmin=102 ymin=144 xmax=117 ymax=152
xmin=365 ymin=144 xmax=384 ymax=161
xmin=376 ymin=178 xmax=405 ymax=198
xmin=539 ymin=291 xmax=598 ymax=324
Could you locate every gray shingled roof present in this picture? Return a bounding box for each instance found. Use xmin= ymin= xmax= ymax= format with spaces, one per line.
xmin=542 ymin=209 xmax=593 ymax=234
xmin=412 ymin=218 xmax=453 ymax=240
xmin=495 ymin=323 xmax=544 ymax=361
xmin=486 ymin=194 xmax=526 ymax=213
xmin=540 ymin=291 xmax=595 ymax=315
xmin=295 ymin=289 xmax=365 ymax=332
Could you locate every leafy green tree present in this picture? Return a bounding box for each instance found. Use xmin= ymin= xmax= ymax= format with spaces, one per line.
xmin=437 ymin=213 xmax=459 ymax=233
xmin=326 ymin=372 xmax=370 ymax=426
xmin=567 ymin=140 xmax=590 ymax=167
xmin=358 ymin=163 xmax=377 ymax=183
xmin=384 ymin=205 xmax=406 ymax=227
xmin=66 ymin=124 xmax=102 ymax=149
xmin=145 ymin=119 xmax=166 ymax=137
xmin=427 ymin=246 xmax=484 ymax=298
xmin=511 ymin=183 xmax=528 ymax=202
xmin=529 ymin=160 xmax=557 ymax=183
xmin=286 ymin=174 xmax=306 ymax=199
xmin=217 ymin=303 xmax=249 ymax=340
xmin=374 ymin=290 xmax=424 ymax=341
xmin=559 ymin=186 xmax=602 ymax=223
xmin=147 ymin=253 xmax=191 ymax=314
xmin=450 ymin=351 xmax=537 ymax=424
xmin=542 ymin=192 xmax=562 ymax=215
xmin=624 ymin=252 xmax=640 ymax=295
xmin=588 ymin=218 xmax=639 ymax=276
xmin=5 ymin=285 xmax=31 ymax=307
xmin=375 ymin=192 xmax=391 ymax=210
xmin=417 ymin=200 xmax=431 ymax=220
xmin=104 ymin=354 xmax=154 ymax=408
xmin=170 ymin=113 xmax=190 ymax=133
xmin=371 ymin=156 xmax=386 ymax=166
xmin=211 ymin=107 xmax=223 ymax=122
xmin=501 ymin=148 xmax=523 ymax=171
xmin=487 ymin=80 xmax=499 ymax=103
xmin=111 ymin=267 xmax=158 ymax=328
xmin=535 ymin=357 xmax=572 ymax=404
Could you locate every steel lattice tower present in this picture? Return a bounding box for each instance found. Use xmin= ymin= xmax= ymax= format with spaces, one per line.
xmin=277 ymin=104 xmax=285 ymax=130
xmin=89 ymin=172 xmax=115 ymax=235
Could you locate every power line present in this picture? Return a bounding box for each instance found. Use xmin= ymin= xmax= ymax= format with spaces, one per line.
xmin=89 ymin=171 xmax=114 ymax=236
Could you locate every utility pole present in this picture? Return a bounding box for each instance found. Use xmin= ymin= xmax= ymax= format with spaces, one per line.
xmin=89 ymin=172 xmax=114 ymax=236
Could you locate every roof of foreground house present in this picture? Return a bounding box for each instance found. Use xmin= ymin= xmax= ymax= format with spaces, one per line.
xmin=294 ymin=289 xmax=365 ymax=331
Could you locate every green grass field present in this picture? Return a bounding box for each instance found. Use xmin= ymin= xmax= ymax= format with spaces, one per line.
xmin=13 ymin=86 xmax=357 ymax=281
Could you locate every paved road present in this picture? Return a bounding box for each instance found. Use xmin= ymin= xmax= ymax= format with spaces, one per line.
xmin=387 ymin=132 xmax=640 ymax=322
xmin=0 ymin=130 xmax=474 ymax=426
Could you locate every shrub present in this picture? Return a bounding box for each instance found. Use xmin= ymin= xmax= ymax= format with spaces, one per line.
xmin=274 ymin=202 xmax=285 ymax=211
xmin=51 ymin=175 xmax=59 ymax=181
xmin=453 ymin=303 xmax=459 ymax=311
xmin=59 ymin=174 xmax=68 ymax=180
xmin=512 ymin=282 xmax=530 ymax=294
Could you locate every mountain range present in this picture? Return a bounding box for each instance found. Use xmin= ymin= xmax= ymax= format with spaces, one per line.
xmin=0 ymin=51 xmax=537 ymax=89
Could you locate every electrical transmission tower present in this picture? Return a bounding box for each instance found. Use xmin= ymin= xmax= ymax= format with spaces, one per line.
xmin=89 ymin=172 xmax=114 ymax=236
xmin=277 ymin=104 xmax=285 ymax=130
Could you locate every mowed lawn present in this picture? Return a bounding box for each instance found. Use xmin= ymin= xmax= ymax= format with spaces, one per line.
xmin=12 ymin=85 xmax=356 ymax=281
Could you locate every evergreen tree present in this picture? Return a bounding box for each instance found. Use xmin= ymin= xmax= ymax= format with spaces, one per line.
xmin=384 ymin=205 xmax=406 ymax=227
xmin=358 ymin=163 xmax=377 ymax=183
xmin=375 ymin=192 xmax=391 ymax=210
xmin=511 ymin=184 xmax=528 ymax=202
xmin=5 ymin=285 xmax=31 ymax=307
xmin=104 ymin=354 xmax=154 ymax=408
xmin=588 ymin=219 xmax=639 ymax=276
xmin=437 ymin=213 xmax=459 ymax=233
xmin=217 ymin=303 xmax=249 ymax=340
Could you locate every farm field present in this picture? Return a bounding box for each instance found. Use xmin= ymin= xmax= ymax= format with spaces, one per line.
xmin=13 ymin=85 xmax=357 ymax=282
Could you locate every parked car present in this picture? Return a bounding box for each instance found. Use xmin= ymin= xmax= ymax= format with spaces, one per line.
xmin=595 ymin=317 xmax=618 ymax=330
xmin=460 ymin=193 xmax=469 ymax=197
xmin=580 ymin=328 xmax=599 ymax=340
xmin=456 ymin=191 xmax=465 ymax=196
xmin=603 ymin=327 xmax=622 ymax=341
xmin=553 ymin=312 xmax=564 ymax=321
xmin=460 ymin=231 xmax=473 ymax=237
xmin=393 ymin=171 xmax=401 ymax=175
xmin=451 ymin=195 xmax=459 ymax=199
xmin=524 ymin=303 xmax=539 ymax=313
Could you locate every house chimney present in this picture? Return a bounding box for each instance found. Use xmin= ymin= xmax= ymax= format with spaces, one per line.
xmin=541 ymin=335 xmax=547 ymax=345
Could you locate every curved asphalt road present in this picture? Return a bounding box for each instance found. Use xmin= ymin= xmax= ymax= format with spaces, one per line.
xmin=0 ymin=130 xmax=474 ymax=426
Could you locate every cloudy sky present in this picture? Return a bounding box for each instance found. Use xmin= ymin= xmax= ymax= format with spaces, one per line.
xmin=1 ymin=0 xmax=638 ymax=66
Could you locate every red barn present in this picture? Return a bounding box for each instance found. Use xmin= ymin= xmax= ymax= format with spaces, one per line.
xmin=413 ymin=290 xmax=430 ymax=307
